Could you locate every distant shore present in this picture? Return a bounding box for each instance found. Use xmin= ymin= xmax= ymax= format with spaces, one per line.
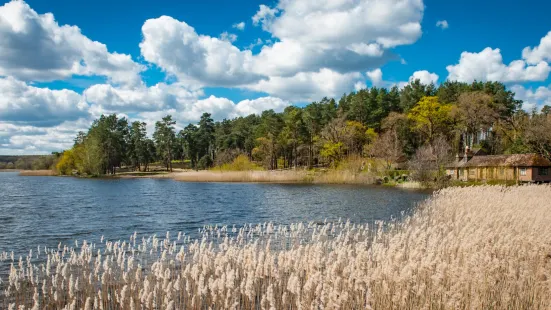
xmin=14 ymin=168 xmax=383 ymax=185
xmin=11 ymin=168 xmax=430 ymax=188
xmin=119 ymin=169 xmax=378 ymax=184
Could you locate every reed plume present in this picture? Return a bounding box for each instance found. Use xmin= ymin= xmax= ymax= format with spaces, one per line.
xmin=1 ymin=185 xmax=550 ymax=309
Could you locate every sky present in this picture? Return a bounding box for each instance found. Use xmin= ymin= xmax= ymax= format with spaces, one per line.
xmin=1 ymin=0 xmax=551 ymax=155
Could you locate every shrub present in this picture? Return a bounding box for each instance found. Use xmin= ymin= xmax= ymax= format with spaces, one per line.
xmin=214 ymin=149 xmax=242 ymax=167
xmin=215 ymin=154 xmax=263 ymax=171
xmin=56 ymin=150 xmax=76 ymax=175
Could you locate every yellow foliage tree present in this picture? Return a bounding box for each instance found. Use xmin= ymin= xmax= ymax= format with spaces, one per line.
xmin=56 ymin=150 xmax=76 ymax=175
xmin=407 ymin=96 xmax=452 ymax=145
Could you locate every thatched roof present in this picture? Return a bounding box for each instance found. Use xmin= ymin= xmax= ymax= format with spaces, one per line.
xmin=461 ymin=154 xmax=551 ymax=168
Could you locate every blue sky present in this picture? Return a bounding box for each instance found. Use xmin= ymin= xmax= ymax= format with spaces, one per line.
xmin=1 ymin=0 xmax=551 ymax=154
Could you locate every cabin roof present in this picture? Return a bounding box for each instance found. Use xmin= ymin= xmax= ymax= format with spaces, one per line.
xmin=459 ymin=154 xmax=551 ymax=168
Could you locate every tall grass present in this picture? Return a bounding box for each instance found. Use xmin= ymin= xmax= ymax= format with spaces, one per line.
xmin=175 ymin=170 xmax=309 ymax=183
xmin=18 ymin=170 xmax=57 ymax=176
xmin=174 ymin=170 xmax=375 ymax=184
xmin=2 ymin=185 xmax=551 ymax=309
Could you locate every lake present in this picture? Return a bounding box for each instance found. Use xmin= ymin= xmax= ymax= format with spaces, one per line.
xmin=0 ymin=172 xmax=430 ymax=255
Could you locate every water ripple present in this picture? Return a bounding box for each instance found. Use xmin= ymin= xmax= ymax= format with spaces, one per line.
xmin=0 ymin=172 xmax=430 ymax=255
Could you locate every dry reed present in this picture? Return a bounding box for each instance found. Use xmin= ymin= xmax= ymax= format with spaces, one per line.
xmin=18 ymin=170 xmax=57 ymax=176
xmin=1 ymin=185 xmax=551 ymax=309
xmin=175 ymin=170 xmax=310 ymax=183
xmin=175 ymin=170 xmax=375 ymax=184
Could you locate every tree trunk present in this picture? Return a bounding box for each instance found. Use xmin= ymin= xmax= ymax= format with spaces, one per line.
xmin=308 ymin=135 xmax=313 ymax=169
xmin=294 ymin=140 xmax=297 ymax=169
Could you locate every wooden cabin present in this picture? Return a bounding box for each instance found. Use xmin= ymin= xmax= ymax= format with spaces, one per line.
xmin=447 ymin=153 xmax=551 ymax=183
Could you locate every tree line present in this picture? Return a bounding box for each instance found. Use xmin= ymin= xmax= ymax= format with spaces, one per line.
xmin=0 ymin=155 xmax=57 ymax=170
xmin=55 ymin=80 xmax=551 ymax=176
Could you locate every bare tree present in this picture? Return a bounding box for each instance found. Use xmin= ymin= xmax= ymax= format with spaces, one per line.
xmin=524 ymin=113 xmax=551 ymax=160
xmin=369 ymin=131 xmax=404 ymax=170
xmin=408 ymin=136 xmax=452 ymax=187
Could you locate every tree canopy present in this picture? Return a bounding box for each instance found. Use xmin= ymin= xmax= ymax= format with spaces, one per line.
xmin=54 ymin=80 xmax=551 ymax=176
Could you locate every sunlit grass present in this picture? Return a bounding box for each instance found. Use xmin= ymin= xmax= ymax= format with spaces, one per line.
xmin=2 ymin=185 xmax=551 ymax=309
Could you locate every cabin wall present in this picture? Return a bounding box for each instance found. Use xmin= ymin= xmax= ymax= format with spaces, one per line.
xmin=531 ymin=167 xmax=551 ymax=182
xmin=457 ymin=166 xmax=551 ymax=182
xmin=518 ymin=167 xmax=532 ymax=182
xmin=464 ymin=167 xmax=516 ymax=181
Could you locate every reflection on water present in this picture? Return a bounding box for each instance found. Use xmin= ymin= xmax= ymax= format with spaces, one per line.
xmin=0 ymin=172 xmax=430 ymax=254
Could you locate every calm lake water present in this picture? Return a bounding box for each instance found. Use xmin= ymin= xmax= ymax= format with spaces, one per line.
xmin=0 ymin=172 xmax=430 ymax=254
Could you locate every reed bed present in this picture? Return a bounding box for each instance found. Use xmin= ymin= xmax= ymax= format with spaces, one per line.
xmin=18 ymin=170 xmax=57 ymax=176
xmin=2 ymin=185 xmax=551 ymax=309
xmin=174 ymin=170 xmax=375 ymax=184
xmin=175 ymin=170 xmax=310 ymax=183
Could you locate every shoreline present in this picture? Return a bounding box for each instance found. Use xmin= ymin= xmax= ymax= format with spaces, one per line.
xmin=12 ymin=168 xmax=432 ymax=188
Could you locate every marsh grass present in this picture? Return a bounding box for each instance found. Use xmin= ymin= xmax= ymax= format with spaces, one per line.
xmin=18 ymin=170 xmax=57 ymax=176
xmin=175 ymin=170 xmax=310 ymax=183
xmin=175 ymin=169 xmax=375 ymax=184
xmin=2 ymin=185 xmax=551 ymax=309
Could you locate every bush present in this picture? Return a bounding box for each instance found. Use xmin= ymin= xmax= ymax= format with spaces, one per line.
xmin=335 ymin=155 xmax=365 ymax=173
xmin=214 ymin=149 xmax=243 ymax=167
xmin=197 ymin=155 xmax=213 ymax=170
xmin=215 ymin=155 xmax=263 ymax=171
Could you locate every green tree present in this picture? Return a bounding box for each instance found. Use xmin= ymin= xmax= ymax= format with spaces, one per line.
xmin=400 ymin=80 xmax=436 ymax=112
xmin=255 ymin=110 xmax=283 ymax=169
xmin=153 ymin=115 xmax=176 ymax=172
xmin=128 ymin=121 xmax=148 ymax=171
xmin=180 ymin=124 xmax=198 ymax=168
xmin=452 ymin=91 xmax=499 ymax=148
xmin=197 ymin=113 xmax=215 ymax=161
xmin=282 ymin=106 xmax=306 ymax=168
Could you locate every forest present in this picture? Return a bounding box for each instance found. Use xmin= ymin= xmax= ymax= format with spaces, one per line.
xmin=51 ymin=80 xmax=551 ymax=177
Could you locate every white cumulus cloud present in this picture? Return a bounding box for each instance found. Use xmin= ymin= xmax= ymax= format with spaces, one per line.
xmin=140 ymin=16 xmax=264 ymax=87
xmin=446 ymin=47 xmax=551 ymax=83
xmin=83 ymin=83 xmax=203 ymax=116
xmin=252 ymin=4 xmax=279 ymax=29
xmin=510 ymin=84 xmax=551 ymax=111
xmin=410 ymin=70 xmax=439 ymax=85
xmin=0 ymin=77 xmax=89 ymax=126
xmin=366 ymin=68 xmax=383 ymax=87
xmin=522 ymin=31 xmax=551 ymax=65
xmin=249 ymin=0 xmax=423 ymax=76
xmin=262 ymin=0 xmax=424 ymax=49
xmin=246 ymin=69 xmax=364 ymax=102
xmin=0 ymin=1 xmax=144 ymax=86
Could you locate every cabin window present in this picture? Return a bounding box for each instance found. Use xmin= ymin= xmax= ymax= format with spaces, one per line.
xmin=500 ymin=168 xmax=505 ymax=175
xmin=520 ymin=168 xmax=527 ymax=176
xmin=469 ymin=169 xmax=475 ymax=176
xmin=539 ymin=168 xmax=549 ymax=176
